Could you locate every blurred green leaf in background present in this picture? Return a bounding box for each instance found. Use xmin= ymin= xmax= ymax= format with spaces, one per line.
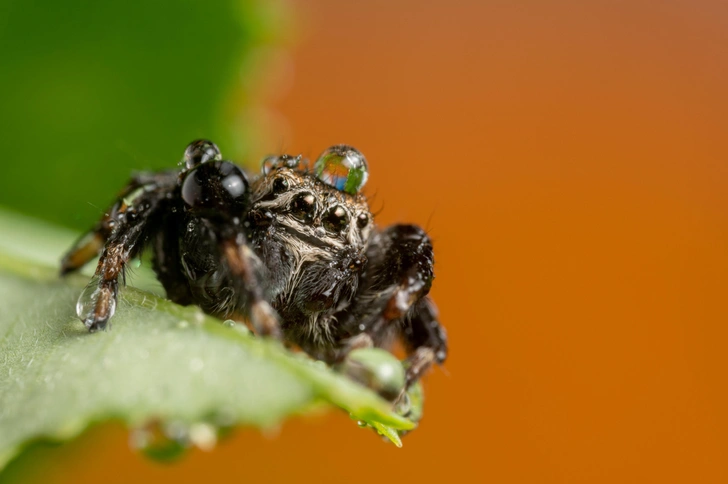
xmin=0 ymin=0 xmax=289 ymax=230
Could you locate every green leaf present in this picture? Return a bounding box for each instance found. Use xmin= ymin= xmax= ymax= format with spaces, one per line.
xmin=0 ymin=208 xmax=415 ymax=472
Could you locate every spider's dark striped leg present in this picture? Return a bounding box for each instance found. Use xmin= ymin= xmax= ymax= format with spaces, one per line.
xmin=71 ymin=174 xmax=177 ymax=331
xmin=60 ymin=171 xmax=177 ymax=275
xmin=174 ymin=158 xmax=281 ymax=338
xmin=340 ymin=224 xmax=447 ymax=388
xmin=400 ymin=297 xmax=448 ymax=388
xmin=217 ymin=230 xmax=281 ymax=338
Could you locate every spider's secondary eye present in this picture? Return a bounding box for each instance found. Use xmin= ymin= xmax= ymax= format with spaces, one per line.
xmin=323 ymin=205 xmax=349 ymax=233
xmin=181 ymin=161 xmax=249 ymax=215
xmin=272 ymin=177 xmax=289 ymax=193
xmin=314 ymin=145 xmax=368 ymax=195
xmin=357 ymin=213 xmax=369 ymax=229
xmin=290 ymin=192 xmax=317 ymax=223
xmin=183 ymin=139 xmax=222 ymax=169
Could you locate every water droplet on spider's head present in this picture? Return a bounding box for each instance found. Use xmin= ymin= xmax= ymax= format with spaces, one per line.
xmin=262 ymin=153 xmax=302 ymax=174
xmin=314 ymin=145 xmax=368 ymax=195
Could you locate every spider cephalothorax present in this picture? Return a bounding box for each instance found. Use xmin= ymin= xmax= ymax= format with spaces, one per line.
xmin=61 ymin=140 xmax=448 ymax=395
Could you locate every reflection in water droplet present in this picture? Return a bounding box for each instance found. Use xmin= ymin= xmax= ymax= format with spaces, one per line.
xmin=357 ymin=420 xmax=368 ymax=428
xmin=314 ymin=145 xmax=368 ymax=194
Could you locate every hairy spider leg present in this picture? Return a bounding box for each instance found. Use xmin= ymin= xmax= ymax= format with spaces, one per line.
xmin=217 ymin=232 xmax=281 ymax=337
xmin=64 ymin=173 xmax=178 ymax=331
xmin=339 ymin=224 xmax=448 ymax=388
xmin=60 ymin=171 xmax=177 ymax=275
xmin=401 ymin=297 xmax=448 ymax=388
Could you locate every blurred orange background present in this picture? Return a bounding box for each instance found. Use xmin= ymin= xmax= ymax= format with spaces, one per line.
xmin=18 ymin=0 xmax=728 ymax=482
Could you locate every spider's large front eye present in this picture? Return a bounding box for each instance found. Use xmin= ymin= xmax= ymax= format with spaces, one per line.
xmin=314 ymin=145 xmax=368 ymax=195
xmin=289 ymin=192 xmax=317 ymax=223
xmin=183 ymin=139 xmax=222 ymax=169
xmin=181 ymin=161 xmax=249 ymax=216
xmin=323 ymin=205 xmax=349 ymax=233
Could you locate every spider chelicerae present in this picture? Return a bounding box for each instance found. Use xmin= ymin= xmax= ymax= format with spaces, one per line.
xmin=61 ymin=140 xmax=448 ymax=398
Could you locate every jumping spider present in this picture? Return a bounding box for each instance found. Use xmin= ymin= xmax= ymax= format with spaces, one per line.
xmin=61 ymin=140 xmax=448 ymax=396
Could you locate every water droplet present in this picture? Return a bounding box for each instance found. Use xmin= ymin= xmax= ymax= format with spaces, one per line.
xmin=262 ymin=154 xmax=302 ymax=174
xmin=395 ymin=392 xmax=412 ymax=415
xmin=223 ymin=319 xmax=236 ymax=328
xmin=357 ymin=420 xmax=368 ymax=428
xmin=130 ymin=421 xmax=188 ymax=462
xmin=314 ymin=145 xmax=368 ymax=194
xmin=188 ymin=423 xmax=218 ymax=451
xmin=338 ymin=348 xmax=405 ymax=401
xmin=76 ymin=276 xmax=115 ymax=326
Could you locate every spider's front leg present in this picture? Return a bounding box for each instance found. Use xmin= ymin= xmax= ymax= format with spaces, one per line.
xmin=179 ymin=159 xmax=280 ymax=338
xmin=60 ymin=171 xmax=177 ymax=276
xmin=64 ymin=172 xmax=178 ymax=331
xmin=217 ymin=231 xmax=280 ymax=337
xmin=341 ymin=224 xmax=448 ymax=388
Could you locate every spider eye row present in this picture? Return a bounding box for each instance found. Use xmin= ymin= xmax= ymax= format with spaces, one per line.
xmin=179 ymin=140 xmax=372 ymax=232
xmin=280 ymin=188 xmax=370 ymax=234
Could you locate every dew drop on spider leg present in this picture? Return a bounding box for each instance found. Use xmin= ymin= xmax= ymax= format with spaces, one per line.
xmin=76 ymin=275 xmax=116 ymax=326
xmin=314 ymin=145 xmax=368 ymax=194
